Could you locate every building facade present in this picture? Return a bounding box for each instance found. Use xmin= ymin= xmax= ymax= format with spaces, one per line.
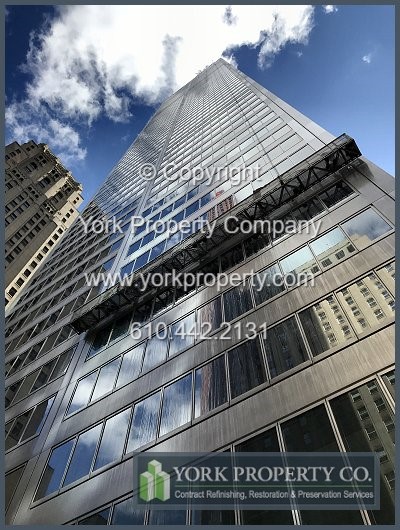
xmin=5 ymin=141 xmax=83 ymax=306
xmin=4 ymin=59 xmax=395 ymax=525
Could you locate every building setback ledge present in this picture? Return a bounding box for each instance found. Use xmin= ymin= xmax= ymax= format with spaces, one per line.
xmin=68 ymin=134 xmax=361 ymax=334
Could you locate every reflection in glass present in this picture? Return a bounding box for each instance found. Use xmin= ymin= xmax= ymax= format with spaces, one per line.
xmin=381 ymin=370 xmax=395 ymax=400
xmin=90 ymin=359 xmax=121 ymax=402
xmin=89 ymin=326 xmax=112 ymax=357
xmin=93 ymin=409 xmax=130 ymax=471
xmin=281 ymin=404 xmax=363 ymax=525
xmin=291 ymin=197 xmax=324 ymax=221
xmin=116 ymin=344 xmax=144 ymax=387
xmin=263 ymin=317 xmax=308 ymax=377
xmin=299 ymin=295 xmax=355 ymax=356
xmin=342 ymin=208 xmax=391 ymax=249
xmin=141 ymin=335 xmax=168 ymax=373
xmin=21 ymin=397 xmax=55 ymax=441
xmin=310 ymin=227 xmax=355 ymax=268
xmin=227 ymin=339 xmax=266 ymax=399
xmin=148 ymin=510 xmax=186 ymax=525
xmin=63 ymin=424 xmax=102 ymax=487
xmin=5 ymin=465 xmax=25 ymax=511
xmin=35 ymin=440 xmax=74 ymax=499
xmin=336 ymin=273 xmax=395 ymax=333
xmin=280 ymin=247 xmax=319 ymax=279
xmin=319 ymin=181 xmax=354 ymax=208
xmin=252 ymin=264 xmax=285 ymax=306
xmin=198 ymin=297 xmax=222 ymax=335
xmin=169 ymin=313 xmax=195 ymax=356
xmin=236 ymin=427 xmax=294 ymax=525
xmin=159 ymin=374 xmax=192 ymax=436
xmin=192 ymin=510 xmax=235 ymax=525
xmin=6 ymin=411 xmax=32 ymax=449
xmin=220 ymin=243 xmax=244 ymax=273
xmin=67 ymin=372 xmax=97 ymax=415
xmin=223 ymin=281 xmax=253 ymax=322
xmin=194 ymin=356 xmax=227 ymax=418
xmin=126 ymin=392 xmax=161 ymax=452
xmin=109 ymin=316 xmax=130 ymax=342
xmin=111 ymin=497 xmax=145 ymax=524
xmin=330 ymin=383 xmax=395 ymax=524
xmin=243 ymin=231 xmax=270 ymax=258
xmin=79 ymin=509 xmax=110 ymax=525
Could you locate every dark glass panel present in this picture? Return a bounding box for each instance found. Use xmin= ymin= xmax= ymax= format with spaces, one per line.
xmin=263 ymin=317 xmax=308 ymax=378
xmin=194 ymin=356 xmax=227 ymax=418
xmin=227 ymin=339 xmax=266 ymax=399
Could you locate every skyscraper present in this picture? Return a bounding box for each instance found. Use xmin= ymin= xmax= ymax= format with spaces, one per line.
xmin=5 ymin=59 xmax=395 ymax=525
xmin=5 ymin=140 xmax=83 ymax=306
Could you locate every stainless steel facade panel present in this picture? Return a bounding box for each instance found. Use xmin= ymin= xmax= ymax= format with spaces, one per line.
xmin=4 ymin=58 xmax=395 ymax=525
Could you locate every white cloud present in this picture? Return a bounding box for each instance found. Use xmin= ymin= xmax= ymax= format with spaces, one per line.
xmin=7 ymin=5 xmax=315 ymax=162
xmin=5 ymin=100 xmax=87 ymax=165
xmin=323 ymin=5 xmax=338 ymax=14
xmin=362 ymin=53 xmax=372 ymax=64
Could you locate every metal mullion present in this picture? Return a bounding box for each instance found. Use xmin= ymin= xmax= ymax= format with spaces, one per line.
xmin=276 ymin=423 xmax=301 ymax=525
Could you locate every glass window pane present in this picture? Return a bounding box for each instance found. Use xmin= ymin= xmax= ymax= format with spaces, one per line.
xmin=79 ymin=508 xmax=110 ymax=525
xmin=227 ymin=339 xmax=266 ymax=399
xmin=220 ymin=243 xmax=244 ymax=273
xmin=223 ymin=281 xmax=253 ymax=322
xmin=21 ymin=397 xmax=55 ymax=441
xmin=169 ymin=313 xmax=195 ymax=357
xmin=376 ymin=261 xmax=395 ymax=295
xmin=116 ymin=344 xmax=144 ymax=387
xmin=49 ymin=349 xmax=73 ymax=381
xmin=148 ymin=510 xmax=186 ymax=525
xmin=12 ymin=370 xmax=39 ymax=403
xmin=67 ymin=372 xmax=97 ymax=415
xmin=63 ymin=424 xmax=102 ymax=487
xmin=243 ymin=231 xmax=270 ymax=258
xmin=281 ymin=404 xmax=363 ymax=526
xmin=341 ymin=208 xmax=392 ymax=249
xmin=319 ymin=181 xmax=354 ymax=208
xmin=280 ymin=246 xmax=319 ymax=280
xmin=93 ymin=409 xmax=130 ymax=471
xmin=263 ymin=317 xmax=308 ymax=378
xmin=5 ymin=465 xmax=25 ymax=511
xmin=195 ymin=356 xmax=227 ymax=418
xmin=330 ymin=383 xmax=395 ymax=524
xmin=141 ymin=335 xmax=168 ymax=373
xmin=310 ymin=227 xmax=355 ymax=268
xmin=381 ymin=370 xmax=395 ymax=400
xmin=30 ymin=358 xmax=57 ymax=393
xmin=192 ymin=510 xmax=235 ymax=525
xmin=111 ymin=497 xmax=145 ymax=524
xmin=336 ymin=273 xmax=395 ymax=333
xmin=6 ymin=411 xmax=32 ymax=449
xmin=35 ymin=440 xmax=74 ymax=500
xmin=159 ymin=374 xmax=192 ymax=437
xmin=109 ymin=316 xmax=130 ymax=342
xmin=126 ymin=392 xmax=161 ymax=452
xmin=236 ymin=428 xmax=294 ymax=524
xmin=299 ymin=295 xmax=356 ymax=356
xmin=291 ymin=197 xmax=324 ymax=221
xmin=89 ymin=326 xmax=112 ymax=357
xmin=252 ymin=263 xmax=285 ymax=306
xmin=198 ymin=297 xmax=223 ymax=335
xmin=90 ymin=359 xmax=121 ymax=402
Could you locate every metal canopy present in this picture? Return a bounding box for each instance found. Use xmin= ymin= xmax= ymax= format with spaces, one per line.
xmin=69 ymin=134 xmax=361 ymax=333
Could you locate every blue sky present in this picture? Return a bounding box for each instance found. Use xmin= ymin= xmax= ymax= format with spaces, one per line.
xmin=5 ymin=5 xmax=394 ymax=207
